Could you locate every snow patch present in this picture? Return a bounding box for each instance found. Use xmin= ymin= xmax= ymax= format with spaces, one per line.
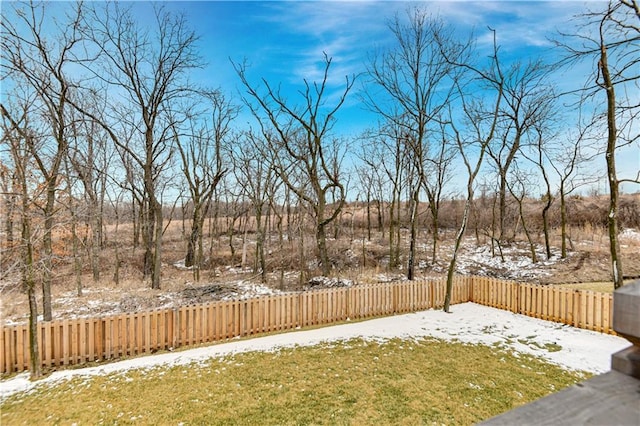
xmin=620 ymin=228 xmax=640 ymax=241
xmin=433 ymin=241 xmax=571 ymax=280
xmin=305 ymin=277 xmax=354 ymax=289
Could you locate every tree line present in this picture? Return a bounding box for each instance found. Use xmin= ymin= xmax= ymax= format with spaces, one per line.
xmin=1 ymin=1 xmax=638 ymax=378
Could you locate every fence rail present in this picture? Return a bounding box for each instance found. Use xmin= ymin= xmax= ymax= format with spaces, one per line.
xmin=0 ymin=276 xmax=613 ymax=374
xmin=470 ymin=277 xmax=614 ymax=333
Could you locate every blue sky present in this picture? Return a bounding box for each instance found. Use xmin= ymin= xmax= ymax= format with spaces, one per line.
xmin=164 ymin=1 xmax=598 ymax=134
xmin=154 ymin=0 xmax=635 ymax=193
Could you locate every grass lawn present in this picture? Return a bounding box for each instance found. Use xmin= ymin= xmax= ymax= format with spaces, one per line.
xmin=1 ymin=337 xmax=587 ymax=425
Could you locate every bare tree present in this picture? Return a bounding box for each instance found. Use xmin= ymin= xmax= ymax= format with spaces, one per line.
xmin=441 ymin=29 xmax=505 ymax=313
xmin=360 ymin=124 xmax=409 ymax=270
xmin=364 ymin=9 xmax=464 ymax=279
xmin=1 ymin=1 xmax=85 ymax=320
xmin=506 ymin=166 xmax=538 ymax=263
xmin=61 ymin=157 xmax=84 ymax=296
xmin=354 ymin=164 xmax=378 ymax=242
xmin=550 ymin=117 xmax=599 ymax=258
xmin=424 ymin=122 xmax=455 ymax=264
xmin=77 ymin=3 xmax=204 ymax=289
xmin=486 ymin=59 xmax=556 ymax=248
xmin=172 ymin=92 xmax=235 ymax=278
xmin=0 ymin=162 xmax=17 ymax=247
xmin=1 ymin=99 xmax=42 ymax=379
xmin=68 ymin=101 xmax=112 ymax=282
xmin=234 ymin=53 xmax=354 ymax=276
xmin=522 ymin=124 xmax=557 ymax=260
xmin=229 ymin=130 xmax=280 ymax=282
xmin=556 ymin=0 xmax=640 ymax=288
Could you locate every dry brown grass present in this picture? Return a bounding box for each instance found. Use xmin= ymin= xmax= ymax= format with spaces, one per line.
xmin=2 ymin=203 xmax=640 ymax=325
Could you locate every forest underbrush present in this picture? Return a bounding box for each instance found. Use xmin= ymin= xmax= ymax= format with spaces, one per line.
xmin=2 ymin=218 xmax=639 ymax=326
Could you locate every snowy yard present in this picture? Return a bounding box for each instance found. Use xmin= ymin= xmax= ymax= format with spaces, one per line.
xmin=1 ymin=302 xmax=630 ymax=401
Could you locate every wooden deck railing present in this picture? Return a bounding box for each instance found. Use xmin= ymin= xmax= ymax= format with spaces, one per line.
xmin=0 ymin=276 xmax=614 ymax=374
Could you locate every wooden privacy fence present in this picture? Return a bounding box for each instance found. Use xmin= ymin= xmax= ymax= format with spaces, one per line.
xmin=1 ymin=277 xmax=472 ymax=374
xmin=471 ymin=277 xmax=614 ymax=334
xmin=1 ymin=276 xmax=615 ymax=374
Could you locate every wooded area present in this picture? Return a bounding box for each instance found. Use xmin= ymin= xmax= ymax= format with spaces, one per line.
xmin=1 ymin=1 xmax=638 ymax=378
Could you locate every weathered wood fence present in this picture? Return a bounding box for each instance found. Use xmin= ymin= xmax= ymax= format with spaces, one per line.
xmin=0 ymin=276 xmax=614 ymax=374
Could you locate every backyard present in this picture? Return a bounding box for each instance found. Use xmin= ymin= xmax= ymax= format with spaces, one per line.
xmin=1 ymin=303 xmax=630 ymax=424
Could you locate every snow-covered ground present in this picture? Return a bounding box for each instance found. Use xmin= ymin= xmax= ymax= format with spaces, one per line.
xmin=427 ymin=240 xmax=574 ymax=281
xmin=1 ymin=302 xmax=630 ymax=401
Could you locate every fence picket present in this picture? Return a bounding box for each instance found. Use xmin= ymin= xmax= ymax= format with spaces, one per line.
xmin=1 ymin=277 xmax=619 ymax=374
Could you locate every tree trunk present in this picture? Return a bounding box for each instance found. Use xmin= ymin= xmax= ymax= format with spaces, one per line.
xmin=366 ymin=193 xmax=372 ymax=241
xmin=41 ymin=182 xmax=56 ymax=321
xmin=4 ymin=192 xmax=15 ymax=244
xmin=132 ymin=199 xmax=140 ymax=249
xmin=21 ymin=175 xmax=41 ymax=379
xmin=70 ymin=196 xmax=83 ymax=296
xmin=444 ymin=200 xmax=471 ymax=313
xmin=388 ymin=197 xmax=396 ymax=269
xmin=429 ymin=202 xmax=439 ymax=265
xmin=113 ymin=205 xmax=121 ymax=285
xmin=184 ymin=226 xmax=199 ymax=268
xmin=255 ymin=209 xmax=267 ymax=282
xmin=89 ymin=202 xmax=100 ymax=282
xmin=518 ymin=197 xmax=537 ymax=263
xmin=151 ymin=200 xmax=162 ymax=289
xmin=376 ymin=199 xmax=383 ymax=237
xmin=298 ymin=211 xmax=306 ymax=286
xmin=541 ymin=199 xmax=552 ymax=260
xmin=406 ymin=188 xmax=419 ymax=280
xmin=315 ymin=191 xmax=331 ymax=276
xmin=316 ymin=222 xmax=330 ymax=276
xmin=27 ymin=280 xmax=41 ymax=379
xmin=276 ymin=210 xmax=285 ymax=290
xmin=600 ymin=42 xmax=624 ymax=289
xmin=395 ymin=201 xmax=401 ymax=269
xmin=185 ymin=203 xmax=202 ymax=268
xmin=498 ymin=174 xmax=507 ymax=242
xmin=559 ymin=184 xmax=569 ymax=258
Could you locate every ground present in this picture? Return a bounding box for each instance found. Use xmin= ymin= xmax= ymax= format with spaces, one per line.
xmin=1 ymin=226 xmax=639 ymax=326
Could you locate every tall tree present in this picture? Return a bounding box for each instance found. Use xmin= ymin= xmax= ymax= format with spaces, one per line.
xmin=360 ymin=124 xmax=410 ymax=270
xmin=1 ymin=99 xmax=43 ymax=379
xmin=486 ymin=59 xmax=555 ymax=247
xmin=78 ymin=3 xmax=204 ymax=288
xmin=441 ymin=29 xmax=505 ymax=313
xmin=172 ymin=92 xmax=235 ymax=278
xmin=522 ymin=124 xmax=557 ymax=260
xmin=1 ymin=1 xmax=84 ymax=320
xmin=68 ymin=101 xmax=112 ymax=282
xmin=229 ymin=130 xmax=280 ymax=282
xmin=234 ymin=53 xmax=354 ymax=276
xmin=364 ymin=9 xmax=464 ymax=279
xmin=557 ymin=0 xmax=640 ymax=288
